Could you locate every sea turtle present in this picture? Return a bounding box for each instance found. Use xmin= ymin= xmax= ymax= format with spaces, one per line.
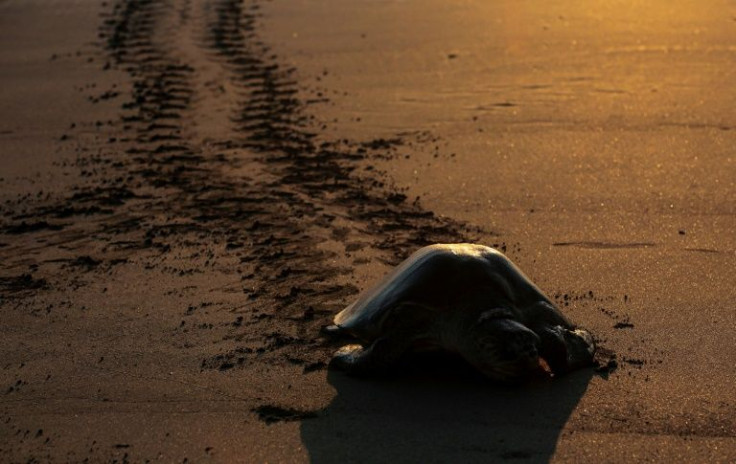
xmin=328 ymin=243 xmax=595 ymax=384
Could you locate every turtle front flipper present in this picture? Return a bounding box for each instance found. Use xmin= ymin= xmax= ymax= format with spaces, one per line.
xmin=537 ymin=325 xmax=596 ymax=375
xmin=329 ymin=337 xmax=410 ymax=377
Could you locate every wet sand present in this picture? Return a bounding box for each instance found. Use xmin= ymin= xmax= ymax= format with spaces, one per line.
xmin=1 ymin=0 xmax=735 ymax=462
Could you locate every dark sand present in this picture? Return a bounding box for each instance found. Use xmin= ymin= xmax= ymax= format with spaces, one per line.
xmin=1 ymin=0 xmax=735 ymax=462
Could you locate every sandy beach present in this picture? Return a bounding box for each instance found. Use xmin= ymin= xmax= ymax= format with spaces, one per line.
xmin=1 ymin=0 xmax=735 ymax=462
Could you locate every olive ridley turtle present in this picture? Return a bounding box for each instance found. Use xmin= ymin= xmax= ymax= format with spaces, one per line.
xmin=328 ymin=243 xmax=595 ymax=384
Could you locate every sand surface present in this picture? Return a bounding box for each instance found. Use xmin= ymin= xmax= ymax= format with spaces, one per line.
xmin=1 ymin=0 xmax=735 ymax=462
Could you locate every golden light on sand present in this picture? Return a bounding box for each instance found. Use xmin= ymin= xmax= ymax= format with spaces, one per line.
xmin=0 ymin=0 xmax=734 ymax=461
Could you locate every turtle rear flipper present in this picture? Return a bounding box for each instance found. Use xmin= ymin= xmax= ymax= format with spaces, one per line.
xmin=321 ymin=324 xmax=344 ymax=337
xmin=320 ymin=324 xmax=362 ymax=344
xmin=329 ymin=301 xmax=435 ymax=377
xmin=329 ymin=336 xmax=413 ymax=377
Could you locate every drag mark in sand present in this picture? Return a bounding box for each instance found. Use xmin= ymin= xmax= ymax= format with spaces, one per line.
xmin=0 ymin=0 xmax=475 ymax=374
xmin=98 ymin=0 xmax=358 ymax=369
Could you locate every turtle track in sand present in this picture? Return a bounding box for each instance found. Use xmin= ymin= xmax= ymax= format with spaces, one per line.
xmin=0 ymin=0 xmax=480 ymax=372
xmin=102 ymin=0 xmax=481 ymax=368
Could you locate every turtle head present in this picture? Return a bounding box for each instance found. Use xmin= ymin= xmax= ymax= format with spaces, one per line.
xmin=468 ymin=314 xmax=542 ymax=384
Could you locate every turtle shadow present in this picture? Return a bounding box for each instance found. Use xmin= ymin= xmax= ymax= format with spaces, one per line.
xmin=300 ymin=354 xmax=593 ymax=463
